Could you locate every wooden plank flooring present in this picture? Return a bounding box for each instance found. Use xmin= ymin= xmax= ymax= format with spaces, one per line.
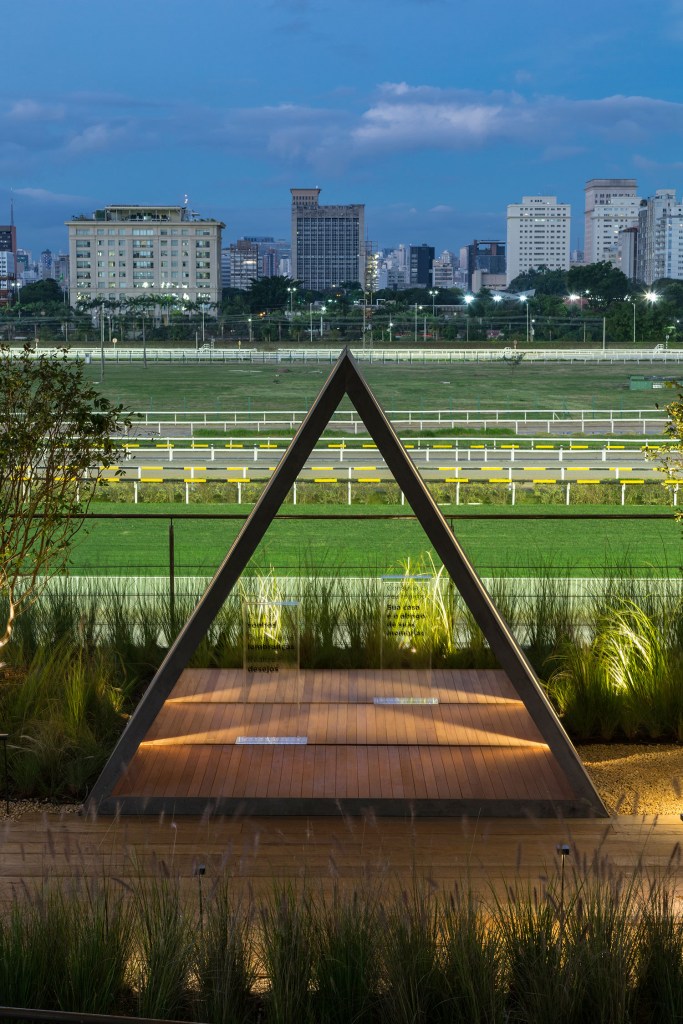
xmin=110 ymin=668 xmax=579 ymax=813
xmin=2 ymin=812 xmax=683 ymax=903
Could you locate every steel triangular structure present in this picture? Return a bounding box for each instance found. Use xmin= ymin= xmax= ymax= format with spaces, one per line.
xmin=89 ymin=349 xmax=607 ymax=816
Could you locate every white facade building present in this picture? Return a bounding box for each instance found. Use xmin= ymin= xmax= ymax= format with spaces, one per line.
xmin=66 ymin=204 xmax=224 ymax=308
xmin=637 ymin=189 xmax=683 ymax=285
xmin=431 ymin=250 xmax=456 ymax=288
xmin=584 ymin=179 xmax=640 ymax=265
xmin=506 ymin=196 xmax=570 ymax=286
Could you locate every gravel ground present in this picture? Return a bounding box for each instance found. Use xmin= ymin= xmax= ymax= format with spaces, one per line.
xmin=0 ymin=747 xmax=682 ymax=821
xmin=579 ymin=744 xmax=683 ymax=815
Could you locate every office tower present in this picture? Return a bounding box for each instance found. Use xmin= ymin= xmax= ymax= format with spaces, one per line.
xmin=228 ymin=239 xmax=260 ymax=290
xmin=0 ymin=223 xmax=17 ymax=304
xmin=66 ymin=204 xmax=224 ymax=307
xmin=637 ymin=189 xmax=683 ymax=284
xmin=616 ymin=227 xmax=638 ymax=281
xmin=506 ymin=196 xmax=571 ymax=285
xmin=464 ymin=240 xmax=506 ymax=290
xmin=431 ymin=250 xmax=456 ymax=288
xmin=409 ymin=244 xmax=435 ymax=286
xmin=584 ymin=179 xmax=640 ymax=265
xmin=0 ymin=251 xmax=15 ymax=305
xmin=291 ymin=188 xmax=365 ymax=289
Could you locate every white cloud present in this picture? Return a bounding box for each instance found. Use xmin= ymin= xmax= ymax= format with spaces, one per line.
xmin=6 ymin=99 xmax=65 ymax=122
xmin=13 ymin=187 xmax=88 ymax=203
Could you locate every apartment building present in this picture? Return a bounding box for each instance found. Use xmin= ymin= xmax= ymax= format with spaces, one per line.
xmin=637 ymin=189 xmax=683 ymax=285
xmin=66 ymin=204 xmax=224 ymax=307
xmin=584 ymin=178 xmax=640 ymax=265
xmin=506 ymin=196 xmax=571 ymax=285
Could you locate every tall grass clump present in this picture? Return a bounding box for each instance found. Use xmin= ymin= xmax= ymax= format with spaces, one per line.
xmin=312 ymin=887 xmax=381 ymax=1024
xmin=0 ymin=880 xmax=130 ymax=1013
xmin=561 ymin=876 xmax=638 ymax=1024
xmin=195 ymin=879 xmax=257 ymax=1024
xmin=439 ymin=889 xmax=505 ymax=1024
xmin=378 ymin=883 xmax=443 ymax=1024
xmin=495 ymin=884 xmax=566 ymax=1023
xmin=634 ymin=881 xmax=683 ymax=1024
xmin=259 ymin=885 xmax=315 ymax=1024
xmin=133 ymin=872 xmax=194 ymax=1019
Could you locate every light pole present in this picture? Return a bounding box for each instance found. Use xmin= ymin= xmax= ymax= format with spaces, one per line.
xmin=248 ymin=317 xmax=253 ymax=344
xmin=429 ymin=288 xmax=438 ymax=316
xmin=100 ymin=302 xmax=105 ymax=377
xmin=519 ymin=295 xmax=529 ymax=345
xmin=389 ymin=320 xmax=393 ymax=344
xmin=414 ymin=303 xmax=423 ymax=344
xmin=625 ymin=297 xmax=637 ymax=344
xmin=464 ymin=294 xmax=474 ymax=343
xmin=287 ymin=286 xmax=297 ymax=314
xmin=309 ymin=302 xmax=315 ymax=343
xmin=319 ymin=305 xmax=326 ymax=337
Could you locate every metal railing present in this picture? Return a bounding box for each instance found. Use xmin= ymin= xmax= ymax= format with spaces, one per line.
xmin=13 ymin=345 xmax=683 ymax=365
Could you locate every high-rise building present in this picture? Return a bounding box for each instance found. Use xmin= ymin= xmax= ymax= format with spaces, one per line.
xmin=241 ymin=236 xmax=291 ymax=278
xmin=584 ymin=179 xmax=640 ymax=265
xmin=228 ymin=239 xmax=260 ymax=291
xmin=291 ymin=188 xmax=365 ymax=290
xmin=464 ymin=240 xmax=506 ymax=290
xmin=66 ymin=204 xmax=224 ymax=307
xmin=506 ymin=196 xmax=571 ymax=286
xmin=636 ymin=189 xmax=683 ymax=285
xmin=616 ymin=227 xmax=639 ymax=281
xmin=431 ymin=250 xmax=456 ymax=288
xmin=0 ymin=224 xmax=17 ymax=304
xmin=409 ymin=244 xmax=435 ymax=287
xmin=0 ymin=252 xmax=15 ymax=305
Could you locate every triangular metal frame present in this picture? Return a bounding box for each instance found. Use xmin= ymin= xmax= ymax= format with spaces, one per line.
xmin=89 ymin=349 xmax=607 ymax=816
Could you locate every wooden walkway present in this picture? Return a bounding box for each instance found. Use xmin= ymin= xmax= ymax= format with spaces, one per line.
xmin=1 ymin=812 xmax=683 ymax=902
xmin=108 ymin=668 xmax=584 ymax=816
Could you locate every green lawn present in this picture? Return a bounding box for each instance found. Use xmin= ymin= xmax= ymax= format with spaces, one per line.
xmin=70 ymin=503 xmax=681 ymax=578
xmin=83 ymin=361 xmax=664 ymax=416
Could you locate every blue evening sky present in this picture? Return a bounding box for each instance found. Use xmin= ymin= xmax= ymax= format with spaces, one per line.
xmin=2 ymin=0 xmax=682 ymax=257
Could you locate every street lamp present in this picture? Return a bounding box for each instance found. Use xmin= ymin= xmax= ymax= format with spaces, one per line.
xmin=463 ymin=293 xmax=474 ymax=343
xmin=414 ymin=303 xmax=423 ymax=344
xmin=320 ymin=305 xmax=326 ymax=337
xmin=287 ymin=286 xmax=297 ymax=314
xmin=309 ymin=302 xmax=315 ymax=343
xmin=625 ymin=296 xmax=637 ymax=344
xmin=519 ymin=295 xmax=530 ymax=345
xmin=389 ymin=320 xmax=394 ymax=344
xmin=248 ymin=317 xmax=253 ymax=344
xmin=428 ymin=288 xmax=438 ymax=316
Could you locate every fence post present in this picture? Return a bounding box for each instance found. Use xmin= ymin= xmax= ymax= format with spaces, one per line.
xmin=292 ymin=482 xmax=297 ymax=505
xmin=565 ymin=482 xmax=571 ymax=506
xmin=621 ymin=483 xmax=626 ymax=506
xmin=169 ymin=518 xmax=175 ymax=629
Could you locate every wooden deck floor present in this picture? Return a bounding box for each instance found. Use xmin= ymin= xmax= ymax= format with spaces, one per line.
xmin=108 ymin=668 xmax=581 ymax=815
xmin=2 ymin=812 xmax=683 ymax=902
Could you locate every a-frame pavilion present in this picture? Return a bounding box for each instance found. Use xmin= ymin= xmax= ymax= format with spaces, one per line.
xmin=88 ymin=350 xmax=607 ymax=819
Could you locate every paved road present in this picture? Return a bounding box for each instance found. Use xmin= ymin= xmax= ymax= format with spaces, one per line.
xmin=103 ymin=441 xmax=676 ymax=486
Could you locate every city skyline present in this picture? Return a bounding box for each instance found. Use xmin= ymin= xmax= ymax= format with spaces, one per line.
xmin=2 ymin=0 xmax=683 ymax=255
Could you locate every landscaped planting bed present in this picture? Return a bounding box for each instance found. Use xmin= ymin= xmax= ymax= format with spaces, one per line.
xmin=1 ymin=569 xmax=682 ymax=801
xmin=0 ymin=870 xmax=682 ymax=1023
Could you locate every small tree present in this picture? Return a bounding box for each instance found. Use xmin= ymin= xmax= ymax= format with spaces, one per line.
xmin=644 ymin=392 xmax=683 ymax=521
xmin=0 ymin=347 xmax=127 ymax=650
